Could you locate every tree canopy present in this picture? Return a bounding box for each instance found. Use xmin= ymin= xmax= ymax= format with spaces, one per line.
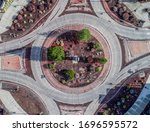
xmin=64 ymin=69 xmax=76 ymax=81
xmin=77 ymin=28 xmax=91 ymax=42
xmin=47 ymin=46 xmax=65 ymax=61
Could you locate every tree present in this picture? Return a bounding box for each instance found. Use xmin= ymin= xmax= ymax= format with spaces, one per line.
xmin=77 ymin=28 xmax=91 ymax=42
xmin=99 ymin=57 xmax=108 ymax=64
xmin=47 ymin=46 xmax=65 ymax=61
xmin=64 ymin=69 xmax=76 ymax=81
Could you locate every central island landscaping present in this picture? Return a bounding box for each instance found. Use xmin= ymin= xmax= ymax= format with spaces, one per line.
xmin=47 ymin=28 xmax=107 ymax=87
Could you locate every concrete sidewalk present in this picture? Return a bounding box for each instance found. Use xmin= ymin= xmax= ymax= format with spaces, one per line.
xmin=0 ymin=0 xmax=31 ymax=34
xmin=0 ymin=89 xmax=27 ymax=114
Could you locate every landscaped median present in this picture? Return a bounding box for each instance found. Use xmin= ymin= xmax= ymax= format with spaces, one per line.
xmin=1 ymin=0 xmax=58 ymax=42
xmin=96 ymin=69 xmax=150 ymax=115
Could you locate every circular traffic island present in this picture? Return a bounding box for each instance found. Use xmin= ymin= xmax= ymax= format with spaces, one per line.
xmin=47 ymin=29 xmax=107 ymax=87
xmin=42 ymin=25 xmax=111 ymax=94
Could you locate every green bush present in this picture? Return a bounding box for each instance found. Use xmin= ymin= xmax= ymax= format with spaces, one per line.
xmin=99 ymin=57 xmax=108 ymax=64
xmin=77 ymin=28 xmax=91 ymax=42
xmin=64 ymin=69 xmax=76 ymax=81
xmin=95 ymin=67 xmax=102 ymax=72
xmin=47 ymin=46 xmax=65 ymax=61
xmin=48 ymin=64 xmax=55 ymax=70
xmin=94 ymin=42 xmax=101 ymax=51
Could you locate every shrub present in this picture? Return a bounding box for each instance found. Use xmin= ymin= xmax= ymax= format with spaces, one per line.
xmin=99 ymin=57 xmax=108 ymax=64
xmin=47 ymin=46 xmax=65 ymax=61
xmin=48 ymin=63 xmax=55 ymax=70
xmin=95 ymin=67 xmax=102 ymax=72
xmin=64 ymin=69 xmax=76 ymax=81
xmin=94 ymin=42 xmax=101 ymax=51
xmin=77 ymin=28 xmax=91 ymax=42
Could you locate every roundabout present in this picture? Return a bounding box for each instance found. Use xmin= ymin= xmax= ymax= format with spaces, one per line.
xmin=0 ymin=0 xmax=150 ymax=115
xmin=31 ymin=14 xmax=122 ymax=104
